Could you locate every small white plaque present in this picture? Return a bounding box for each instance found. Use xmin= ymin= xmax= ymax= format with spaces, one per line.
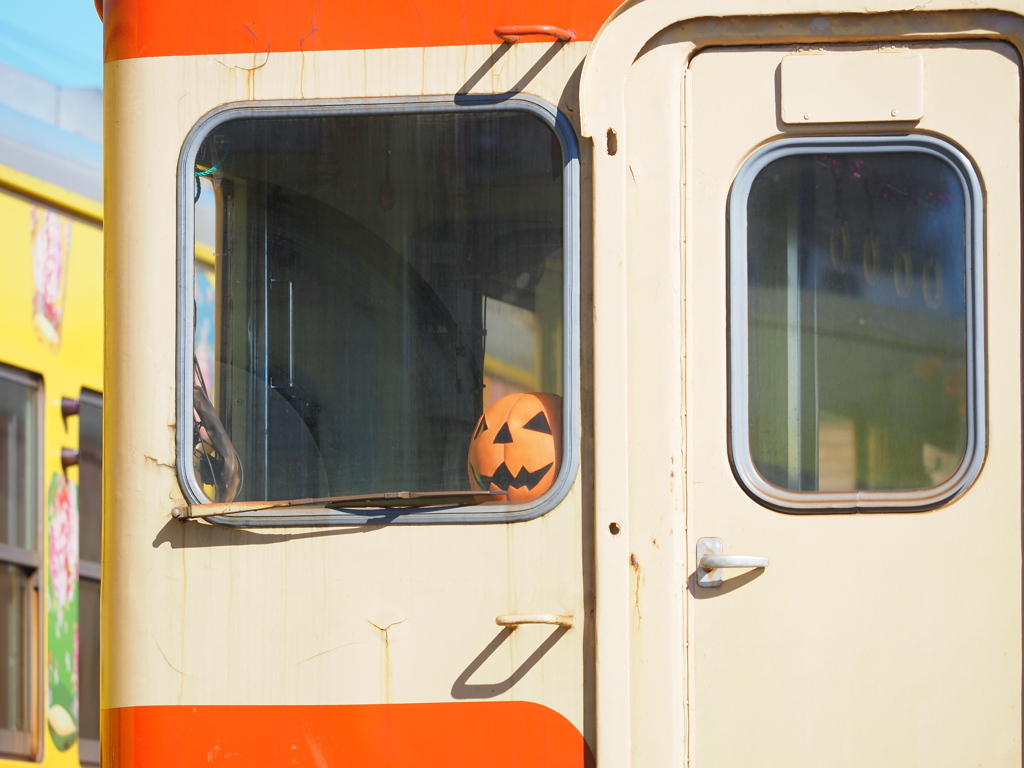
xmin=780 ymin=51 xmax=924 ymax=124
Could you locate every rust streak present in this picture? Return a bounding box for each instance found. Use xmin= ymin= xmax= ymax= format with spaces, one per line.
xmin=630 ymin=553 xmax=642 ymax=624
xmin=223 ymin=22 xmax=272 ymax=100
xmin=369 ymin=620 xmax=406 ymax=703
xmin=368 ymin=619 xmax=407 ymax=645
xmin=298 ymin=0 xmax=323 ymax=98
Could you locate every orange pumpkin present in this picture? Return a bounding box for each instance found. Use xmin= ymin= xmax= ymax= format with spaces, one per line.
xmin=467 ymin=392 xmax=563 ymax=503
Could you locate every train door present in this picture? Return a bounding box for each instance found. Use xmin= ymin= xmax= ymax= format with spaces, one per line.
xmin=685 ymin=41 xmax=1020 ymax=765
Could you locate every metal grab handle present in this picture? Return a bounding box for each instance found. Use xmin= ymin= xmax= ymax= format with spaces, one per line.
xmin=493 ymin=26 xmax=576 ymax=44
xmin=700 ymin=554 xmax=769 ymax=571
xmin=697 ymin=538 xmax=768 ymax=588
xmin=496 ymin=614 xmax=574 ymax=628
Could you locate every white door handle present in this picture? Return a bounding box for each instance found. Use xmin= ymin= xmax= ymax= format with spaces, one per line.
xmin=697 ymin=537 xmax=768 ymax=588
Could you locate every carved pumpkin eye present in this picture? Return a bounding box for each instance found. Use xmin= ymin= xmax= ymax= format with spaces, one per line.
xmin=493 ymin=422 xmax=514 ymax=444
xmin=522 ymin=411 xmax=552 ymax=435
xmin=467 ymin=392 xmax=563 ymax=504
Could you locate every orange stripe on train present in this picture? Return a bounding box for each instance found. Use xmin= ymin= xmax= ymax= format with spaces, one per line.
xmin=102 ymin=0 xmax=621 ymax=62
xmin=102 ymin=701 xmax=595 ymax=767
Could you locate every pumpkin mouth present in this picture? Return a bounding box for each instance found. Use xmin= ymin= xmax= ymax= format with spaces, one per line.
xmin=476 ymin=462 xmax=555 ymax=492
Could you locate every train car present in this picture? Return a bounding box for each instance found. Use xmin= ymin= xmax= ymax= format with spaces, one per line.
xmin=0 ymin=63 xmax=104 ymax=768
xmin=102 ymin=0 xmax=1024 ymax=764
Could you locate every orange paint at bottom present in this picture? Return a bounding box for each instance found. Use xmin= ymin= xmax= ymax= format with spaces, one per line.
xmin=102 ymin=701 xmax=594 ymax=767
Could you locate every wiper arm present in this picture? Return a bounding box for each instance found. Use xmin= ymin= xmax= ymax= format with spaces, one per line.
xmin=174 ymin=490 xmax=502 ymax=521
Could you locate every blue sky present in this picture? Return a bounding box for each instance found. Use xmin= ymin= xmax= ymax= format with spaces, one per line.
xmin=0 ymin=1 xmax=103 ymax=89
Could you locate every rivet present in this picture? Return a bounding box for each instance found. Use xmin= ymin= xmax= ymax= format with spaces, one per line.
xmin=891 ymin=109 xmax=899 ymax=117
xmin=803 ymin=112 xmax=811 ymax=121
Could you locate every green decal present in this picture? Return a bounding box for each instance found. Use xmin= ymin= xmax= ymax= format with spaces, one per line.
xmin=46 ymin=473 xmax=79 ymax=751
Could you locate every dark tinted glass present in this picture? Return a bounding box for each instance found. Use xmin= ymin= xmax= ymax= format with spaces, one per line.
xmin=79 ymin=393 xmax=101 ymax=563
xmin=0 ymin=564 xmax=31 ymax=734
xmin=78 ymin=578 xmax=100 ymax=742
xmin=191 ymin=111 xmax=566 ymax=503
xmin=0 ymin=376 xmax=37 ymax=549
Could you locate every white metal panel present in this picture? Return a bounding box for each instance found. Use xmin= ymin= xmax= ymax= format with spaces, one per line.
xmin=780 ymin=50 xmax=924 ymax=124
xmin=103 ymin=42 xmax=591 ymax=743
xmin=685 ymin=41 xmax=1021 ymax=766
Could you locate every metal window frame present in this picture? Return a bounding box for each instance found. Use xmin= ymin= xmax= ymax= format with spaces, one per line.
xmin=77 ymin=388 xmax=101 ymax=763
xmin=176 ymin=95 xmax=581 ymax=526
xmin=0 ymin=363 xmax=42 ymax=760
xmin=728 ymin=135 xmax=986 ymax=512
xmin=76 ymin=572 xmax=100 ymax=766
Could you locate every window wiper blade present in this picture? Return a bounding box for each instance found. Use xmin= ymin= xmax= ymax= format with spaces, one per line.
xmin=175 ymin=490 xmax=502 ymax=521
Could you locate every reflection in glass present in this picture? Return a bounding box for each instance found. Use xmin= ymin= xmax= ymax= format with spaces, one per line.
xmin=77 ymin=392 xmax=101 ymax=755
xmin=0 ymin=372 xmax=37 ymax=750
xmin=0 ymin=564 xmax=30 ymax=734
xmin=0 ymin=378 xmax=37 ymax=550
xmin=78 ymin=579 xmax=99 ymax=744
xmin=746 ymin=151 xmax=969 ymax=492
xmin=192 ymin=110 xmax=565 ymax=503
xmin=79 ymin=395 xmax=101 ymax=563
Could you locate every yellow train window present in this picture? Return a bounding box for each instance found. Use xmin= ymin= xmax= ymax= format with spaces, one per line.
xmin=730 ymin=138 xmax=983 ymax=510
xmin=0 ymin=367 xmax=40 ymax=758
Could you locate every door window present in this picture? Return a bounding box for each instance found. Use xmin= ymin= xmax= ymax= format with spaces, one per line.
xmin=730 ymin=138 xmax=983 ymax=510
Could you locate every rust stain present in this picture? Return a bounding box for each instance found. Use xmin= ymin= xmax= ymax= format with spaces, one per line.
xmin=651 ymin=538 xmax=659 ymax=549
xmin=212 ymin=23 xmax=271 ymax=100
xmin=143 ymin=454 xmax=175 ymax=468
xmin=368 ymin=619 xmax=406 ymax=703
xmin=630 ymin=554 xmax=642 ymax=624
xmin=297 ymin=0 xmax=323 ymax=98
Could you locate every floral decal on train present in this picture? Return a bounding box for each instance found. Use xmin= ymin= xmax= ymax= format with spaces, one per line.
xmin=47 ymin=472 xmax=80 ymax=751
xmin=31 ymin=205 xmax=72 ymax=347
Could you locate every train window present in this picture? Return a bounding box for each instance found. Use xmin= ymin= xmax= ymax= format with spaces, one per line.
xmin=0 ymin=366 xmax=40 ymax=757
xmin=77 ymin=390 xmax=101 ymax=765
xmin=179 ymin=99 xmax=578 ymax=522
xmin=729 ymin=138 xmax=983 ymax=510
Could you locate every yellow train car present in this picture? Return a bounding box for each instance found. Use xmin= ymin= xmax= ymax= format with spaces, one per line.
xmin=103 ymin=0 xmax=1024 ymax=765
xmin=0 ymin=64 xmax=103 ymax=768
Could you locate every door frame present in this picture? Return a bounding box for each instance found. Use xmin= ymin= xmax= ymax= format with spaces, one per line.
xmin=579 ymin=5 xmax=1024 ymax=765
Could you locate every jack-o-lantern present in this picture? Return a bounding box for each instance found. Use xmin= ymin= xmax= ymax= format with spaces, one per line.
xmin=467 ymin=392 xmax=563 ymax=503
